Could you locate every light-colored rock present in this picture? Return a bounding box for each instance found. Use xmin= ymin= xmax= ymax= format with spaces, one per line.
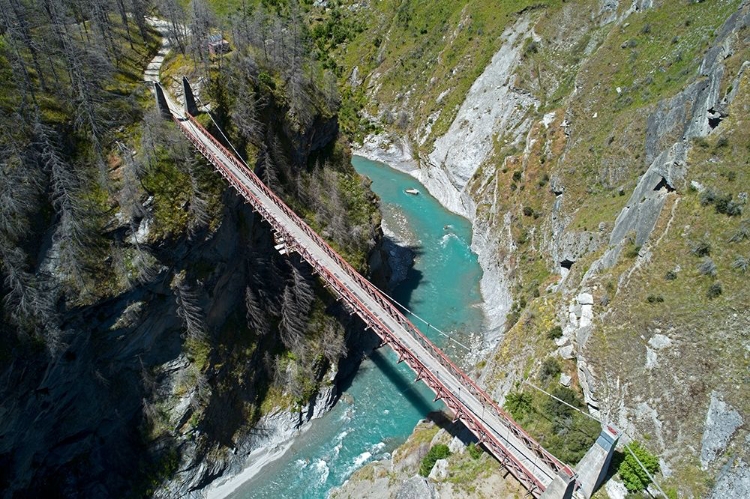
xmin=579 ymin=304 xmax=594 ymax=329
xmin=577 ymin=292 xmax=594 ymax=306
xmin=691 ymin=180 xmax=706 ymax=192
xmin=559 ymin=345 xmax=575 ymax=360
xmin=645 ymin=347 xmax=658 ymax=369
xmin=424 ymin=16 xmax=538 ymax=218
xmin=428 ymin=458 xmax=450 ymax=481
xmin=709 ymin=458 xmax=750 ymax=499
xmin=555 ymin=336 xmax=570 ymax=347
xmin=448 ymin=436 xmax=465 ymax=455
xmin=396 ymin=476 xmax=437 ymax=499
xmin=701 ymin=392 xmax=743 ymax=469
xmin=605 ymin=478 xmax=629 ymax=499
xmin=559 ymin=373 xmax=572 ymax=387
xmin=430 ymin=428 xmax=450 ymax=448
xmin=648 ymin=333 xmax=673 ymax=350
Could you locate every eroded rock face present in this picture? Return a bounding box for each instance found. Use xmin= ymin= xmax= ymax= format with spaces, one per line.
xmin=709 ymin=457 xmax=750 ymax=499
xmin=424 ymin=16 xmax=538 ymax=218
xmin=701 ymin=392 xmax=743 ymax=469
xmin=396 ymin=476 xmax=437 ymax=499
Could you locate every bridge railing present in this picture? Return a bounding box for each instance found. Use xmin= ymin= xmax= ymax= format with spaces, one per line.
xmin=174 ymin=113 xmax=573 ymax=483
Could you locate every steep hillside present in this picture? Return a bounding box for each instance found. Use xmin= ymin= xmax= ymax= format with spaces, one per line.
xmin=318 ymin=0 xmax=749 ymax=496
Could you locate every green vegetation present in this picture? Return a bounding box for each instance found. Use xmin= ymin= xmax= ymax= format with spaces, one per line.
xmin=539 ymin=357 xmax=561 ymax=383
xmin=505 ymin=385 xmax=600 ymax=465
xmin=546 ymin=325 xmax=563 ymax=340
xmin=467 ymin=442 xmax=483 ymax=460
xmin=419 ymin=443 xmax=451 ymax=477
xmin=616 ymin=441 xmax=660 ymax=493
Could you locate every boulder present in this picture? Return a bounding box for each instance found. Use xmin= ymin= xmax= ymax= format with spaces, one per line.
xmin=558 ymin=345 xmax=575 ymax=360
xmin=428 ymin=458 xmax=450 ymax=481
xmin=648 ymin=334 xmax=672 ymax=350
xmin=577 ymin=292 xmax=594 ymax=306
xmin=396 ymin=476 xmax=437 ymax=499
xmin=448 ymin=436 xmax=465 ymax=455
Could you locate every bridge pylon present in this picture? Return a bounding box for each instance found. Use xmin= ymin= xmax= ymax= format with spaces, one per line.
xmin=182 ymin=77 xmax=199 ymax=116
xmin=574 ymin=424 xmax=620 ymax=498
xmin=153 ymin=82 xmax=171 ymax=119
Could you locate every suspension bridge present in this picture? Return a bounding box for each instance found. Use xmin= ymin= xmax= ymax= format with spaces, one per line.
xmin=153 ymin=78 xmax=617 ymax=499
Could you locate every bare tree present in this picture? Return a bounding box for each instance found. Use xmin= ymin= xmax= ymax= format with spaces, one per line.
xmin=160 ymin=0 xmax=188 ymax=54
xmin=245 ymin=285 xmax=268 ymax=336
xmin=188 ymin=0 xmax=215 ymax=74
xmin=279 ymin=284 xmax=304 ymax=351
xmin=321 ymin=326 xmax=346 ymax=364
xmin=171 ymin=271 xmax=206 ymax=340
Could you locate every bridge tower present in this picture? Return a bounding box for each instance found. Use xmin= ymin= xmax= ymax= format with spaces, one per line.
xmin=182 ymin=77 xmax=199 ymax=116
xmin=153 ymin=82 xmax=171 ymax=119
xmin=539 ymin=424 xmax=620 ymax=499
xmin=574 ymin=424 xmax=620 ymax=498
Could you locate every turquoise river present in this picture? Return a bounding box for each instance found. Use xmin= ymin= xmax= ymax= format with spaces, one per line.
xmin=228 ymin=156 xmax=486 ymax=498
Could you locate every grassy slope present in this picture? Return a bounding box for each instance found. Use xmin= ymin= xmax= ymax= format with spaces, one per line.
xmin=586 ymin=73 xmax=750 ymax=496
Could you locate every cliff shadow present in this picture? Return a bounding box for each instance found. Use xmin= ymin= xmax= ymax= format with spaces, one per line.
xmin=387 ymin=240 xmax=425 ymax=311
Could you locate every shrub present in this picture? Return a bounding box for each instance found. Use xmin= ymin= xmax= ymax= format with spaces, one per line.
xmin=618 ymin=441 xmax=660 ymax=493
xmin=691 ymin=240 xmax=711 ymax=257
xmin=523 ymin=206 xmax=534 ymax=217
xmin=700 ymin=189 xmax=718 ymax=206
xmin=664 ymin=270 xmax=677 ymax=281
xmin=547 ymin=325 xmax=563 ymax=340
xmin=694 ymin=137 xmax=710 ymax=149
xmin=729 ymin=220 xmax=749 ymax=242
xmin=504 ymin=391 xmax=533 ymax=420
xmin=707 ymin=282 xmax=723 ymax=299
xmin=625 ymin=244 xmax=641 ymax=258
xmin=467 ymin=442 xmax=483 ymax=460
xmin=732 ymin=256 xmax=748 ymax=273
xmin=539 ymin=358 xmax=562 ymax=382
xmin=715 ymin=196 xmax=742 ymax=217
xmin=701 ymin=189 xmax=742 ymax=216
xmin=419 ymin=444 xmax=450 ymax=476
xmin=646 ymin=294 xmax=664 ymax=304
xmin=523 ymin=39 xmax=539 ymax=56
xmin=258 ymin=71 xmax=276 ymax=90
xmin=698 ymin=258 xmax=717 ymax=277
xmin=512 ymin=171 xmax=523 ymax=182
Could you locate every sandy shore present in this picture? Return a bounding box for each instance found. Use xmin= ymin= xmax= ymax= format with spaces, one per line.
xmin=204 ymin=428 xmax=306 ymax=499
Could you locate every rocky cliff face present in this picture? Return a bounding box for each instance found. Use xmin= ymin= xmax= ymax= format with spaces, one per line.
xmin=343 ymin=0 xmax=749 ymax=496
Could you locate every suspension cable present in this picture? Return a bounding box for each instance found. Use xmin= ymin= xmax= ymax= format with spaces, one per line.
xmin=368 ymin=282 xmax=472 ymax=353
xmin=188 ymin=78 xmax=250 ymax=169
xmin=523 ymin=379 xmax=600 ymax=421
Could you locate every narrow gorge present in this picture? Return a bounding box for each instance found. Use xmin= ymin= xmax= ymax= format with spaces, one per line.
xmin=1 ymin=1 xmax=748 ymax=499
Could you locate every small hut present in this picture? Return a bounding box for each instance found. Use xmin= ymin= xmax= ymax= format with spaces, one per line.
xmin=207 ymin=34 xmax=230 ymax=56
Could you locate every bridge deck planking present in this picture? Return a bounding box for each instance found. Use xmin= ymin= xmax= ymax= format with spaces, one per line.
xmin=168 ymin=103 xmax=574 ymax=496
